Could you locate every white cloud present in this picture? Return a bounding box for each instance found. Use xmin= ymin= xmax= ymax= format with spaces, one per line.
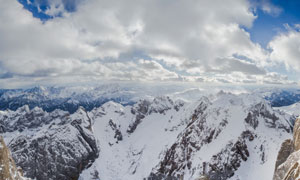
xmin=269 ymin=30 xmax=300 ymax=71
xmin=0 ymin=0 xmax=295 ymax=87
xmin=250 ymin=0 xmax=282 ymax=17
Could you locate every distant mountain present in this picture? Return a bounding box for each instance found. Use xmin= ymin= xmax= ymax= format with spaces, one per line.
xmin=0 ymin=85 xmax=137 ymax=113
xmin=258 ymin=88 xmax=300 ymax=107
xmin=274 ymin=102 xmax=300 ymax=118
xmin=1 ymin=85 xmax=300 ymax=114
xmin=1 ymin=85 xmax=299 ymax=179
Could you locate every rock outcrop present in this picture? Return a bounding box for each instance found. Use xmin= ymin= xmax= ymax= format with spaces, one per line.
xmin=0 ymin=136 xmax=28 ymax=180
xmin=274 ymin=117 xmax=300 ymax=180
xmin=149 ymin=94 xmax=291 ymax=180
xmin=0 ymin=106 xmax=99 ymax=180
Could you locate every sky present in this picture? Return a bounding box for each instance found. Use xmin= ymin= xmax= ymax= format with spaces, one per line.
xmin=0 ymin=0 xmax=300 ymax=88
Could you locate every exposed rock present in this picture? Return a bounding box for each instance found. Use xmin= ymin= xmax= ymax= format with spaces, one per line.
xmin=109 ymin=119 xmax=123 ymax=142
xmin=127 ymin=97 xmax=181 ymax=134
xmin=146 ymin=173 xmax=180 ymax=180
xmin=0 ymin=106 xmax=99 ymax=180
xmin=0 ymin=136 xmax=28 ymax=180
xmin=204 ymin=131 xmax=253 ymax=180
xmin=274 ymin=117 xmax=300 ymax=180
xmin=155 ymin=98 xmax=212 ymax=177
xmin=127 ymin=99 xmax=151 ymax=133
xmin=274 ymin=151 xmax=300 ymax=180
xmin=149 ymin=94 xmax=291 ymax=180
xmin=283 ymin=161 xmax=300 ymax=180
xmin=293 ymin=117 xmax=300 ymax=151
xmin=274 ymin=139 xmax=293 ymax=171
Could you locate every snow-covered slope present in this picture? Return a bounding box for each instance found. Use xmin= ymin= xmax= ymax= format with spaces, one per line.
xmin=0 ymin=106 xmax=99 ymax=180
xmin=275 ymin=102 xmax=300 ymax=117
xmin=78 ymin=93 xmax=292 ymax=180
xmin=0 ymin=89 xmax=294 ymax=180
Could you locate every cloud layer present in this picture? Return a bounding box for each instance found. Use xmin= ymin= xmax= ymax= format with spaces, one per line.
xmin=0 ymin=0 xmax=298 ymax=88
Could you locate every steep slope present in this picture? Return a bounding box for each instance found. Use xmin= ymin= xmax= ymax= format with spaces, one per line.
xmin=1 ymin=91 xmax=294 ymax=180
xmin=0 ymin=136 xmax=29 ymax=180
xmin=80 ymin=96 xmax=187 ymax=180
xmin=79 ymin=93 xmax=292 ymax=180
xmin=275 ymin=102 xmax=300 ymax=118
xmin=0 ymin=106 xmax=99 ymax=180
xmin=273 ymin=117 xmax=300 ymax=180
xmin=151 ymin=94 xmax=292 ymax=180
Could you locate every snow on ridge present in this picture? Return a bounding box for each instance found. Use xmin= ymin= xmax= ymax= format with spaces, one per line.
xmin=0 ymin=90 xmax=295 ymax=180
xmin=77 ymin=93 xmax=292 ymax=180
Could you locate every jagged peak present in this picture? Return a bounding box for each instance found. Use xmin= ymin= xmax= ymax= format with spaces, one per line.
xmin=101 ymin=101 xmax=125 ymax=110
xmin=16 ymin=105 xmax=30 ymax=113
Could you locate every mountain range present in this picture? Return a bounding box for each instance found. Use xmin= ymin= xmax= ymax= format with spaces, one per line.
xmin=1 ymin=85 xmax=299 ymax=180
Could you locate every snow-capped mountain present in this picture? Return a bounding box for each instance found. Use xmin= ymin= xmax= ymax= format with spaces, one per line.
xmin=0 ymin=84 xmax=200 ymax=113
xmin=274 ymin=102 xmax=300 ymax=117
xmin=257 ymin=88 xmax=300 ymax=107
xmin=0 ymin=84 xmax=137 ymax=113
xmin=0 ymin=106 xmax=99 ymax=180
xmin=79 ymin=93 xmax=293 ymax=180
xmin=0 ymin=88 xmax=296 ymax=180
xmin=1 ymin=85 xmax=300 ymax=115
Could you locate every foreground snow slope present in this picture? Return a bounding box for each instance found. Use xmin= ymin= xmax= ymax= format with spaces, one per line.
xmin=79 ymin=93 xmax=293 ymax=180
xmin=0 ymin=89 xmax=294 ymax=180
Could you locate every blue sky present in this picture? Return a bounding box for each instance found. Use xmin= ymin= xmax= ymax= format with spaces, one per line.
xmin=248 ymin=0 xmax=300 ymax=47
xmin=0 ymin=0 xmax=300 ymax=88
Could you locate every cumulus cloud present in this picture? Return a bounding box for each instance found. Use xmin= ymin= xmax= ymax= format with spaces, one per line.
xmin=269 ymin=29 xmax=300 ymax=71
xmin=0 ymin=0 xmax=295 ymax=87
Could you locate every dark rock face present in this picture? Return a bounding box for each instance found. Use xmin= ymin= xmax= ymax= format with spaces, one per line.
xmin=146 ymin=173 xmax=179 ymax=180
xmin=245 ymin=112 xmax=259 ymax=129
xmin=155 ymin=98 xmax=219 ymax=178
xmin=0 ymin=106 xmax=99 ymax=180
xmin=149 ymin=95 xmax=291 ymax=180
xmin=128 ymin=99 xmax=151 ymax=134
xmin=128 ymin=97 xmax=183 ymax=134
xmin=109 ymin=119 xmax=123 ymax=142
xmin=0 ymin=106 xmax=71 ymax=133
xmin=246 ymin=102 xmax=292 ymax=132
xmin=204 ymin=131 xmax=254 ymax=180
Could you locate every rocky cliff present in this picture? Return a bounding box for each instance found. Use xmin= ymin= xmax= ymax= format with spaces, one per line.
xmin=274 ymin=117 xmax=300 ymax=180
xmin=0 ymin=92 xmax=295 ymax=180
xmin=80 ymin=93 xmax=292 ymax=180
xmin=0 ymin=106 xmax=99 ymax=180
xmin=0 ymin=136 xmax=29 ymax=180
